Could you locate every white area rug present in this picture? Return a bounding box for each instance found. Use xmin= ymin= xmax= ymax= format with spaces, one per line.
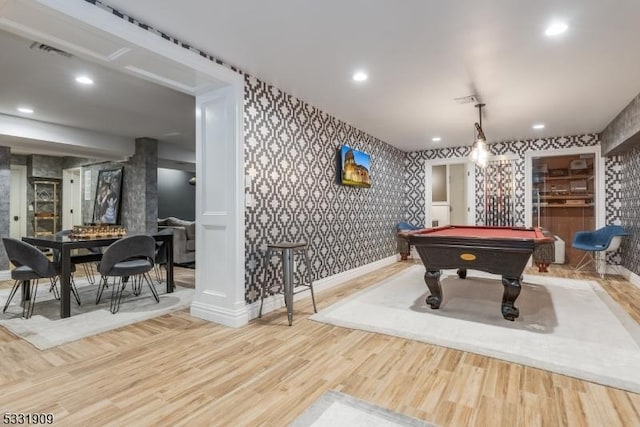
xmin=311 ymin=266 xmax=640 ymax=393
xmin=0 ymin=278 xmax=193 ymax=350
xmin=290 ymin=390 xmax=434 ymax=427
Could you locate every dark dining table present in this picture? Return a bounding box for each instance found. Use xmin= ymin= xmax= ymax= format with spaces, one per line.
xmin=22 ymin=230 xmax=174 ymax=318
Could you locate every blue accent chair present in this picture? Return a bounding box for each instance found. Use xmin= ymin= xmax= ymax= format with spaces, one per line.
xmin=572 ymin=225 xmax=628 ymax=275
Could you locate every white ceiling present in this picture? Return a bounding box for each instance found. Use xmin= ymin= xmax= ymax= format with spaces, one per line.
xmin=0 ymin=28 xmax=196 ymax=152
xmin=105 ymin=0 xmax=640 ymax=151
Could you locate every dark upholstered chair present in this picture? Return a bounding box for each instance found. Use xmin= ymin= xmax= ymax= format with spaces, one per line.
xmin=96 ymin=235 xmax=159 ymax=314
xmin=2 ymin=237 xmax=70 ymax=318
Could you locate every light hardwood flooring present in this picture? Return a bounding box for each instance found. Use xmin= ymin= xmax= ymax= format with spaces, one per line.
xmin=1 ymin=262 xmax=640 ymax=426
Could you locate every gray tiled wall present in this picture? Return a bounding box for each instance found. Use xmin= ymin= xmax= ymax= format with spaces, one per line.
xmin=0 ymin=147 xmax=10 ymax=269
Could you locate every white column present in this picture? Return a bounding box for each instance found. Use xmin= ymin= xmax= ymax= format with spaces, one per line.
xmin=190 ymin=84 xmax=248 ymax=327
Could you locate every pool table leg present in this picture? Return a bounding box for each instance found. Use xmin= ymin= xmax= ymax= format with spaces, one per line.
xmin=424 ymin=270 xmax=442 ymax=309
xmin=501 ymin=276 xmax=521 ymax=321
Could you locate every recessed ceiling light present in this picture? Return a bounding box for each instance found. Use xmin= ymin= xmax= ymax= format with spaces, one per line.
xmin=75 ymin=75 xmax=94 ymax=85
xmin=352 ymin=71 xmax=368 ymax=82
xmin=432 ymin=137 xmax=442 ymax=142
xmin=533 ymin=123 xmax=545 ymax=130
xmin=545 ymin=22 xmax=568 ymax=37
xmin=17 ymin=106 xmax=34 ymax=114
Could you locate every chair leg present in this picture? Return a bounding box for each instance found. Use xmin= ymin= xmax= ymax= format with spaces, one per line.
xmin=110 ymin=277 xmax=126 ymax=314
xmin=82 ymin=263 xmax=96 ymax=285
xmin=70 ymin=275 xmax=81 ymax=306
xmin=574 ymin=251 xmax=596 ymax=272
xmin=259 ymin=248 xmax=273 ymax=318
xmin=132 ymin=275 xmax=142 ymax=296
xmin=49 ymin=276 xmax=60 ymax=300
xmin=2 ymin=280 xmax=21 ymax=313
xmin=24 ymin=279 xmax=39 ymax=319
xmin=154 ymin=264 xmax=166 ymax=286
xmin=96 ymin=275 xmax=111 ymax=304
xmin=303 ymin=249 xmax=317 ymax=314
xmin=143 ymin=272 xmax=160 ymax=303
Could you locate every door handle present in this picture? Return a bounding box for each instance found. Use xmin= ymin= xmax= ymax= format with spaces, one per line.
xmin=13 ymin=216 xmax=19 ymax=221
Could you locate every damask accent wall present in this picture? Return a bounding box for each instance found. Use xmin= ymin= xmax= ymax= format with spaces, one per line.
xmin=404 ymin=134 xmax=624 ymax=262
xmin=86 ymin=1 xmax=406 ymax=304
xmin=620 ymin=145 xmax=640 ymax=274
xmin=83 ymin=1 xmax=634 ymax=287
xmin=244 ymin=76 xmax=405 ymax=303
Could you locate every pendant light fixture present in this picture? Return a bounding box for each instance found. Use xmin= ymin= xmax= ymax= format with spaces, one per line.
xmin=469 ymin=103 xmax=489 ymax=168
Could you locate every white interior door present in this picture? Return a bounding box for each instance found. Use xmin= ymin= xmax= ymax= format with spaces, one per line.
xmin=62 ymin=168 xmax=82 ymax=230
xmin=425 ymin=159 xmax=476 ymax=228
xmin=449 ymin=163 xmax=467 ymax=225
xmin=9 ymin=165 xmax=27 ymax=238
xmin=430 ymin=164 xmax=450 ymax=226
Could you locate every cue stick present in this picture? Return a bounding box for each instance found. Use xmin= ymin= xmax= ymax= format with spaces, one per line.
xmin=511 ymin=160 xmax=515 ymax=225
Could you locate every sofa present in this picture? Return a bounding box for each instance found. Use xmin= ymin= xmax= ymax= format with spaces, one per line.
xmin=158 ymin=217 xmax=196 ymax=264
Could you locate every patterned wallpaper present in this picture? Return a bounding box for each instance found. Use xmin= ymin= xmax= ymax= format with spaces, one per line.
xmin=244 ymin=75 xmax=405 ymax=303
xmin=620 ymin=145 xmax=640 ymax=274
xmin=405 ymin=135 xmax=619 ymax=224
xmin=84 ymin=1 xmax=632 ymax=281
xmin=84 ymin=1 xmax=405 ymax=303
xmin=404 ymin=134 xmax=624 ymax=263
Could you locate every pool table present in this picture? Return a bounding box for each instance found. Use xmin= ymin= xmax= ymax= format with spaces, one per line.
xmin=404 ymin=225 xmax=553 ymax=321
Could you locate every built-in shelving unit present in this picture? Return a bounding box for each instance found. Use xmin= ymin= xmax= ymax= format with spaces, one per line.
xmin=33 ymin=180 xmax=59 ymax=237
xmin=533 ymin=168 xmax=594 ymax=208
xmin=532 ymin=154 xmax=596 ymax=266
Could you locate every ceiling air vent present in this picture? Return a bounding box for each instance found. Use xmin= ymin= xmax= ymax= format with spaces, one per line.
xmin=29 ymin=42 xmax=73 ymax=58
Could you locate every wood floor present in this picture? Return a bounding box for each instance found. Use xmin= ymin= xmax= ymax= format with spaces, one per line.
xmin=1 ymin=262 xmax=640 ymax=426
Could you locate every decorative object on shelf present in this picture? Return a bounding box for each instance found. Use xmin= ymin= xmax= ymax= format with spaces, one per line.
xmin=570 ymin=159 xmax=588 ymax=171
xmin=33 ymin=180 xmax=60 ymax=237
xmin=36 ymin=188 xmax=53 ymax=201
xmin=188 ymin=176 xmax=196 ymax=185
xmin=70 ymin=225 xmax=127 ymax=238
xmin=92 ymin=167 xmax=123 ymax=225
xmin=469 ymin=103 xmax=489 ymax=168
xmin=548 ymin=168 xmax=569 ymax=177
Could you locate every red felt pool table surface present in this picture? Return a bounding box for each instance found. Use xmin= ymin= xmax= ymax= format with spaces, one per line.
xmin=410 ymin=225 xmax=548 ymax=241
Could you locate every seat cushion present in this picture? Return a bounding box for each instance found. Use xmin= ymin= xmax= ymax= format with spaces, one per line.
xmin=107 ymin=259 xmax=153 ymax=276
xmin=11 ymin=265 xmax=39 ymax=281
xmin=186 ymin=240 xmax=196 ymax=252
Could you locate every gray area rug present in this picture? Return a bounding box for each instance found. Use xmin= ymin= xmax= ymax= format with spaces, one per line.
xmin=0 ymin=278 xmax=193 ymax=349
xmin=291 ymin=390 xmax=434 ymax=427
xmin=311 ymin=266 xmax=640 ymax=393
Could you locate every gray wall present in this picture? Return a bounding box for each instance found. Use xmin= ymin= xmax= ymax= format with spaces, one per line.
xmin=27 ymin=155 xmax=63 ymax=179
xmin=157 ymin=168 xmax=195 ymax=221
xmin=81 ymin=139 xmax=158 ymax=233
xmin=601 ymin=92 xmax=640 ymax=156
xmin=0 ymin=147 xmax=10 ymax=269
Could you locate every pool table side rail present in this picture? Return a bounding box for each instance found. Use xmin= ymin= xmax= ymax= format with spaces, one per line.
xmin=400 ymin=225 xmax=553 ymax=245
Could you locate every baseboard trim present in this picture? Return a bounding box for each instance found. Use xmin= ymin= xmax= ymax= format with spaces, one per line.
xmin=614 ymin=265 xmax=640 ymax=288
xmin=190 ymin=301 xmax=249 ymax=327
xmin=247 ymin=254 xmax=400 ymax=320
xmin=607 ymin=265 xmax=640 ymax=288
xmin=631 ymin=271 xmax=640 ymax=289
